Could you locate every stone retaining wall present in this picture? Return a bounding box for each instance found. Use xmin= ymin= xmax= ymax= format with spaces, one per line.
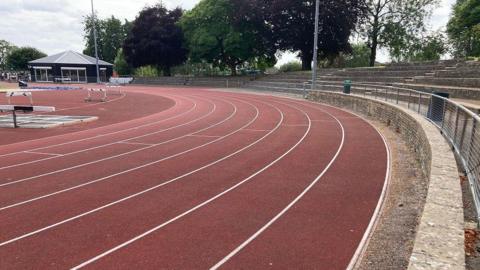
xmin=308 ymin=91 xmax=465 ymax=270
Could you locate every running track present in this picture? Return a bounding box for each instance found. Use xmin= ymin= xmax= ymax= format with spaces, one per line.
xmin=0 ymin=87 xmax=388 ymax=269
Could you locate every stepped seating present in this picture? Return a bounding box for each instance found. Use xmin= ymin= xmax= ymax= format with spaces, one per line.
xmin=245 ymin=59 xmax=480 ymax=99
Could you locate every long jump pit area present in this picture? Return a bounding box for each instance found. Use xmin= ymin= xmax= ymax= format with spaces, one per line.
xmin=0 ymin=85 xmax=390 ymax=269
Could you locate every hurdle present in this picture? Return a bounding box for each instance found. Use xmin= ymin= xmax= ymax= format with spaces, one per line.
xmin=85 ymin=88 xmax=107 ymax=102
xmin=0 ymin=105 xmax=55 ymax=128
xmin=6 ymin=90 xmax=33 ymax=105
xmin=106 ymin=84 xmax=123 ymax=95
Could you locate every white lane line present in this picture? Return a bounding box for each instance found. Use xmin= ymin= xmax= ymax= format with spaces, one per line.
xmin=54 ymin=93 xmax=127 ymax=113
xmin=290 ymin=99 xmax=390 ymax=270
xmin=236 ymin=93 xmax=391 ymax=270
xmin=210 ymin=100 xmax=345 ymax=270
xmin=116 ymin=142 xmax=156 ymax=146
xmin=242 ymin=129 xmax=270 ymax=132
xmin=0 ymin=97 xmax=243 ymax=209
xmin=281 ymin=124 xmax=308 ymax=126
xmin=23 ymin=151 xmax=64 ymax=157
xmin=0 ymin=97 xmax=219 ymax=187
xmin=188 ymin=135 xmax=222 ymax=138
xmin=0 ymin=94 xmax=189 ymax=159
xmin=70 ymin=99 xmax=310 ymax=270
xmin=0 ymin=96 xmax=199 ymax=170
xmin=0 ymin=98 xmax=270 ymax=247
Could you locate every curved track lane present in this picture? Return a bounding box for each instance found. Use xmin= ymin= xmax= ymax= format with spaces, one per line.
xmin=0 ymin=88 xmax=388 ymax=270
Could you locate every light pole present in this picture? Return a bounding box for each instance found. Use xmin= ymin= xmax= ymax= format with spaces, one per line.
xmin=311 ymin=0 xmax=320 ymax=91
xmin=91 ymin=0 xmax=100 ymax=84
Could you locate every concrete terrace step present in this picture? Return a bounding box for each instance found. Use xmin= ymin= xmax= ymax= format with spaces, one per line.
xmin=412 ymin=77 xmax=480 ymax=88
xmin=392 ymin=83 xmax=480 ymax=99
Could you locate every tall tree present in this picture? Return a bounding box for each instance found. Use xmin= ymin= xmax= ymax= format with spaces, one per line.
xmin=180 ymin=0 xmax=275 ymax=75
xmin=360 ymin=0 xmax=439 ymax=66
xmin=123 ymin=4 xmax=187 ymax=76
xmin=7 ymin=47 xmax=46 ymax=71
xmin=114 ymin=48 xmax=132 ymax=75
xmin=447 ymin=0 xmax=480 ymax=57
xmin=83 ymin=15 xmax=130 ymax=63
xmin=262 ymin=0 xmax=366 ymax=70
xmin=0 ymin=40 xmax=17 ymax=71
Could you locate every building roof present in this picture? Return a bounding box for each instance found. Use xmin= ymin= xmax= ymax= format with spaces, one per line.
xmin=29 ymin=50 xmax=113 ymax=66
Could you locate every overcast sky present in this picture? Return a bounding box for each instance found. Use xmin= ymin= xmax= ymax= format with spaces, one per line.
xmin=0 ymin=0 xmax=455 ymax=64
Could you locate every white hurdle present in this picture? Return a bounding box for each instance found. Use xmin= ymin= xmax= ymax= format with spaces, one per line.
xmin=0 ymin=105 xmax=55 ymax=128
xmin=85 ymin=88 xmax=107 ymax=102
xmin=5 ymin=90 xmax=33 ymax=105
xmin=106 ymin=84 xmax=122 ymax=95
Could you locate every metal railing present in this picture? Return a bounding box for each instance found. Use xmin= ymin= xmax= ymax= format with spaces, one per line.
xmin=247 ymin=80 xmax=480 ymax=222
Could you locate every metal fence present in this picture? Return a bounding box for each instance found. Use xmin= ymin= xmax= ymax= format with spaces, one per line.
xmin=325 ymin=82 xmax=480 ymax=223
xmin=249 ymin=80 xmax=480 ymax=222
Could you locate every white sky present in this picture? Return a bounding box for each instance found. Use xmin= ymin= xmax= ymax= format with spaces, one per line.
xmin=0 ymin=0 xmax=456 ymax=65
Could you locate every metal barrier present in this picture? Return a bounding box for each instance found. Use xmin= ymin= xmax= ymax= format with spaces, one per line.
xmin=247 ymin=80 xmax=480 ymax=223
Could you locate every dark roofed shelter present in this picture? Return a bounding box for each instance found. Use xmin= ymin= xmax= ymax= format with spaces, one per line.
xmin=28 ymin=51 xmax=113 ymax=83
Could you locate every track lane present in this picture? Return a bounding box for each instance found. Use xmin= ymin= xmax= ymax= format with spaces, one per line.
xmin=0 ymin=89 xmax=389 ymax=270
xmin=0 ymin=96 xmax=292 ymax=268
xmin=0 ymin=96 xmax=242 ymax=206
xmin=213 ymin=105 xmax=388 ymax=270
xmin=0 ymin=95 xmax=218 ymax=186
xmin=0 ymin=94 xmax=195 ymax=166
xmin=0 ymin=93 xmax=189 ymax=158
xmin=71 ymin=95 xmax=385 ymax=270
xmin=0 ymin=96 xmax=261 ymax=244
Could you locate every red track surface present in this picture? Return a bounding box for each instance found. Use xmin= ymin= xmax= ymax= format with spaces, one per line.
xmin=0 ymin=86 xmax=388 ymax=269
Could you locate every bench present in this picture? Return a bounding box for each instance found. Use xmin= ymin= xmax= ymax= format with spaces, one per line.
xmin=85 ymin=88 xmax=107 ymax=102
xmin=6 ymin=91 xmax=33 ymax=105
xmin=0 ymin=105 xmax=55 ymax=128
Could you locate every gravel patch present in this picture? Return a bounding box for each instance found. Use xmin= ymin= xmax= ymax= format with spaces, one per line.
xmin=352 ymin=122 xmax=429 ymax=270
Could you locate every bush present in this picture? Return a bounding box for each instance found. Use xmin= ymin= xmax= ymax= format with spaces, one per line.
xmin=134 ymin=66 xmax=159 ymax=77
xmin=279 ymin=61 xmax=302 ymax=72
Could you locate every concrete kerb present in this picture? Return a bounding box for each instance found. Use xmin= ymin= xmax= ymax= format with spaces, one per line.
xmin=307 ymin=90 xmax=465 ymax=270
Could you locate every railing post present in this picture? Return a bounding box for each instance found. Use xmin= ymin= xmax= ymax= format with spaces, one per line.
xmin=454 ymin=106 xmax=460 ymax=145
xmin=303 ymin=82 xmax=307 ymax=99
xmin=396 ymin=89 xmax=400 ymax=104
xmin=441 ymin=99 xmax=447 ymax=130
xmin=466 ymin=120 xmax=477 ymax=167
xmin=418 ymin=93 xmax=422 ymax=114
xmin=226 ymin=79 xmax=229 ymax=88
xmin=408 ymin=91 xmax=411 ymax=109
xmin=385 ymin=88 xmax=388 ymax=101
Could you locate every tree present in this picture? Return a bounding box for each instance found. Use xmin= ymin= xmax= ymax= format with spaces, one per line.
xmin=123 ymin=4 xmax=187 ymax=76
xmin=360 ymin=0 xmax=439 ymax=66
xmin=114 ymin=48 xmax=131 ymax=75
xmin=410 ymin=32 xmax=447 ymax=61
xmin=263 ymin=0 xmax=366 ymax=70
xmin=344 ymin=43 xmax=371 ymax=67
xmin=0 ymin=40 xmax=17 ymax=71
xmin=83 ymin=13 xmax=104 ymax=60
xmin=447 ymin=0 xmax=480 ymax=57
xmin=7 ymin=47 xmax=46 ymax=71
xmin=180 ymin=0 xmax=275 ymax=75
xmin=83 ymin=15 xmax=130 ymax=63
